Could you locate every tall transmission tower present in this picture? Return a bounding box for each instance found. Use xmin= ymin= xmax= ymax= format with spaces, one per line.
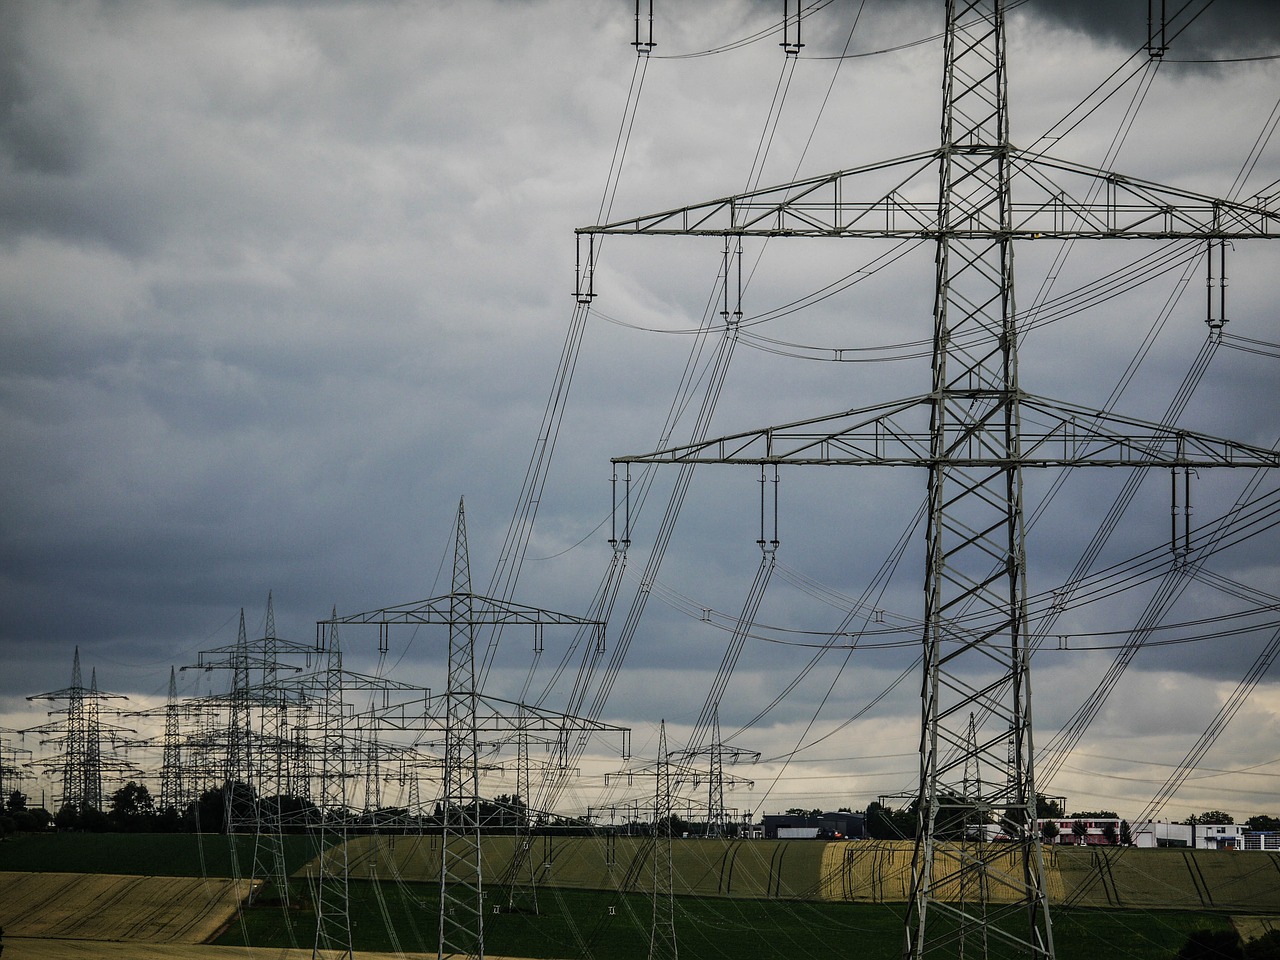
xmin=577 ymin=1 xmax=1280 ymax=957
xmin=319 ymin=498 xmax=630 ymax=960
xmin=669 ymin=708 xmax=757 ymax=839
xmin=649 ymin=720 xmax=677 ymax=960
xmin=160 ymin=667 xmax=183 ymax=813
xmin=312 ymin=613 xmax=353 ymax=960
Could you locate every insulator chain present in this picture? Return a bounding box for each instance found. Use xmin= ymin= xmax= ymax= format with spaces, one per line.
xmin=722 ymin=238 xmax=743 ymax=326
xmin=758 ymin=464 xmax=780 ymax=552
xmin=1170 ymin=464 xmax=1197 ymax=560
xmin=610 ymin=465 xmax=632 ymax=549
xmin=575 ymin=233 xmax=596 ymax=304
xmin=1146 ymin=0 xmax=1168 ymax=58
xmin=633 ymin=0 xmax=655 ymax=55
xmin=782 ymin=0 xmax=803 ymax=56
xmin=1206 ymin=238 xmax=1229 ymax=332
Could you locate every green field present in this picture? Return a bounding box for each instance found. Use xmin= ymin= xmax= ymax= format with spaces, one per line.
xmin=0 ymin=833 xmax=1270 ymax=958
xmin=0 ymin=831 xmax=320 ymax=879
xmin=215 ymin=880 xmax=1237 ymax=960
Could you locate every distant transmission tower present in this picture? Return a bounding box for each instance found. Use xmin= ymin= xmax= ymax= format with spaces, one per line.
xmin=650 ymin=720 xmax=677 ymax=960
xmin=26 ymin=648 xmax=132 ymax=815
xmin=320 ymin=498 xmax=629 ymax=960
xmin=312 ymin=613 xmax=353 ymax=960
xmin=160 ymin=667 xmax=183 ymax=813
xmin=579 ymin=1 xmax=1280 ymax=957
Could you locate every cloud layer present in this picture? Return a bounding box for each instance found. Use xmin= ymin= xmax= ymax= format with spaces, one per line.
xmin=2 ymin=0 xmax=1279 ymax=822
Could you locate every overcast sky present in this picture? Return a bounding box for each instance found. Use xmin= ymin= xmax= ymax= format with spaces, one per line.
xmin=2 ymin=0 xmax=1279 ymax=823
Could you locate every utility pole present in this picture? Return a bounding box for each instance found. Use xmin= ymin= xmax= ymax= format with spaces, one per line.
xmin=578 ymin=1 xmax=1280 ymax=957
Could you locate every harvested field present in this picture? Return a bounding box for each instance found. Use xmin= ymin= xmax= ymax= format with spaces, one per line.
xmin=1055 ymin=848 xmax=1280 ymax=910
xmin=2 ymin=939 xmax=540 ymax=960
xmin=0 ymin=872 xmax=256 ymax=943
xmin=327 ymin=836 xmax=1280 ymax=912
xmin=337 ymin=834 xmax=830 ymax=900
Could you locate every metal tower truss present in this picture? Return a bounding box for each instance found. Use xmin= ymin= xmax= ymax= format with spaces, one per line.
xmin=0 ymin=733 xmax=33 ymax=804
xmin=608 ymin=394 xmax=1280 ymax=470
xmin=312 ymin=616 xmax=353 ymax=960
xmin=182 ymin=598 xmax=315 ymax=917
xmin=318 ymin=498 xmax=630 ymax=960
xmin=668 ymin=711 xmax=758 ymax=839
xmin=650 ymin=721 xmax=677 ymax=960
xmin=252 ymin=592 xmax=315 ymax=906
xmin=26 ymin=649 xmax=134 ymax=815
xmin=576 ymin=1 xmax=1279 ymax=958
xmin=573 ymin=150 xmax=1277 ymax=248
xmin=160 ymin=667 xmax=183 ymax=814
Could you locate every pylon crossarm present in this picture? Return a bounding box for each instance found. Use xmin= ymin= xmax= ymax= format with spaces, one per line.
xmin=611 ymin=393 xmax=1280 ymax=468
xmin=612 ymin=395 xmax=932 ymax=465
xmin=471 ymin=695 xmax=631 ymax=737
xmin=578 ymin=151 xmax=939 ymax=237
xmin=320 ymin=594 xmax=604 ymax=627
xmin=577 ymin=144 xmax=1277 ymax=244
xmin=1013 ymin=151 xmax=1280 ymax=238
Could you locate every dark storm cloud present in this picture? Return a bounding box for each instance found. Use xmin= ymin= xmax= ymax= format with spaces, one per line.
xmin=779 ymin=0 xmax=1280 ymax=60
xmin=0 ymin=0 xmax=1276 ymax=818
xmin=1026 ymin=0 xmax=1280 ymax=59
xmin=0 ymin=4 xmax=92 ymax=177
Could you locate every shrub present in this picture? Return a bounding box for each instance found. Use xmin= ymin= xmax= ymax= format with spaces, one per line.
xmin=1177 ymin=928 xmax=1244 ymax=959
xmin=1244 ymin=930 xmax=1280 ymax=960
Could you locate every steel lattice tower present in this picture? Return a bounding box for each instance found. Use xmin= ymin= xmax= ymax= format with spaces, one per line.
xmin=160 ymin=667 xmax=183 ymax=813
xmin=578 ymin=1 xmax=1280 ymax=957
xmin=26 ymin=648 xmax=130 ymax=815
xmin=226 ymin=609 xmax=254 ymax=830
xmin=439 ymin=496 xmax=486 ymax=960
xmin=313 ymin=612 xmax=353 ymax=960
xmin=649 ymin=720 xmax=677 ymax=960
xmin=907 ymin=4 xmax=1052 ymax=954
xmin=318 ymin=498 xmax=629 ymax=960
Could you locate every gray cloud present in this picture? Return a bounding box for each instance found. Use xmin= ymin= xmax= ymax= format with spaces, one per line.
xmin=1 ymin=0 xmax=1277 ymax=820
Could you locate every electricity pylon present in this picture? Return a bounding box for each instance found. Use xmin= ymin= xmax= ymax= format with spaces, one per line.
xmin=26 ymin=648 xmax=133 ymax=815
xmin=650 ymin=720 xmax=677 ymax=960
xmin=312 ymin=613 xmax=353 ymax=960
xmin=319 ymin=498 xmax=630 ymax=960
xmin=577 ymin=1 xmax=1280 ymax=957
xmin=669 ymin=709 xmax=757 ymax=839
xmin=160 ymin=667 xmax=183 ymax=813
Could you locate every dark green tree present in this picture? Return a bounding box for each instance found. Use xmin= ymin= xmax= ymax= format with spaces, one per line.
xmin=54 ymin=803 xmax=80 ymax=831
xmin=1244 ymin=929 xmax=1280 ymax=959
xmin=1072 ymin=819 xmax=1088 ymax=843
xmin=1120 ymin=819 xmax=1133 ymax=846
xmin=1245 ymin=815 xmax=1280 ymax=832
xmin=1036 ymin=795 xmax=1065 ymax=818
xmin=108 ymin=781 xmax=155 ymax=831
xmin=865 ymin=801 xmax=915 ymax=840
xmin=1176 ymin=929 xmax=1243 ymax=959
xmin=1040 ymin=820 xmax=1060 ymax=842
xmin=1187 ymin=811 xmax=1235 ymax=825
xmin=1102 ymin=822 xmax=1118 ymax=845
xmin=5 ymin=791 xmax=27 ymax=814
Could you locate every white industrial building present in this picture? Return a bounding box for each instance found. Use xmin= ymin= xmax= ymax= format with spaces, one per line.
xmin=1037 ymin=817 xmax=1280 ymax=850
